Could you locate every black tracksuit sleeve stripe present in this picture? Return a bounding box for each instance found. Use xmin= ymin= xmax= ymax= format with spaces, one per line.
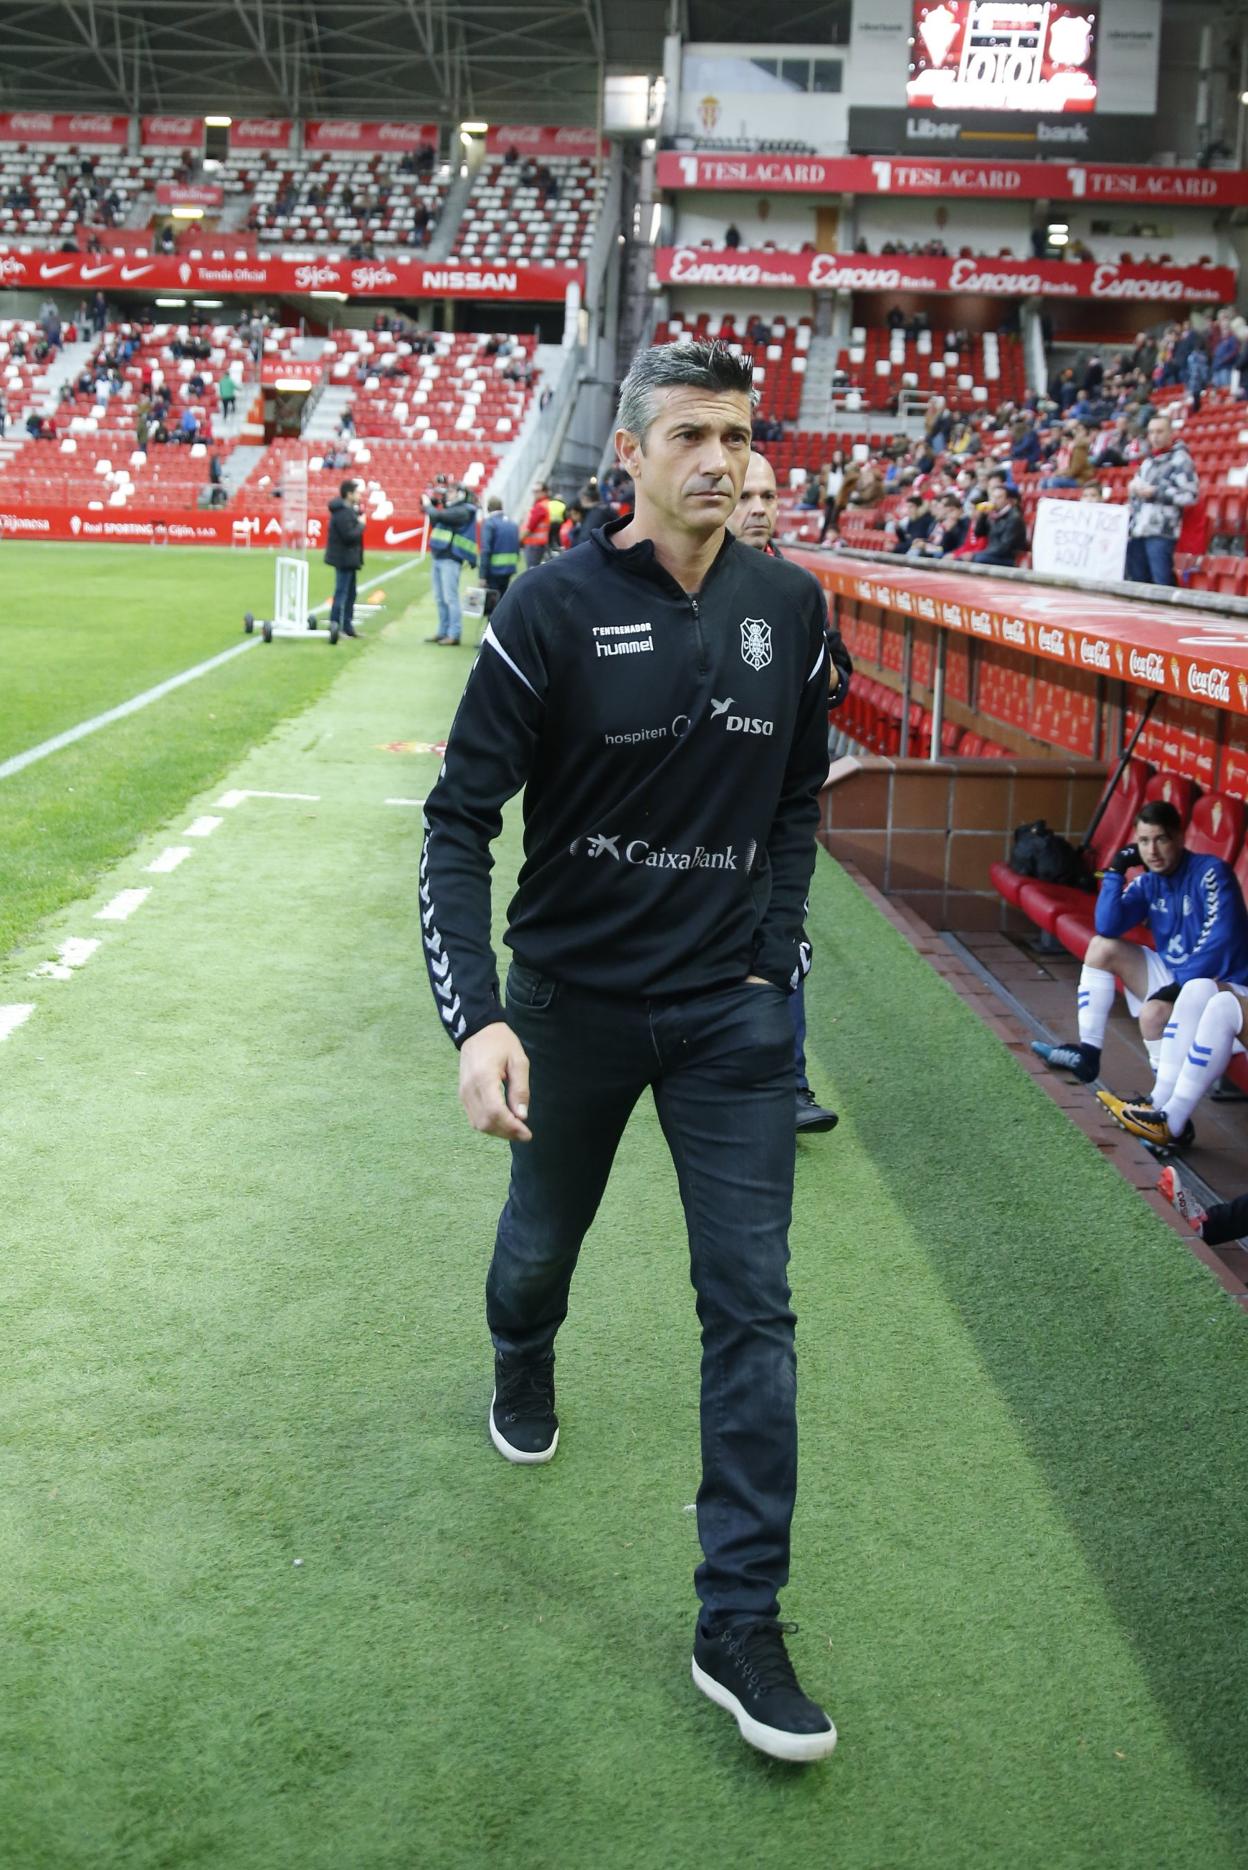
xmin=419 ymin=602 xmax=546 ymax=1047
xmin=750 ymin=596 xmax=829 ymax=990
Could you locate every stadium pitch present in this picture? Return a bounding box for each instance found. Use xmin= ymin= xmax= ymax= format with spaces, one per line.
xmin=2 ymin=558 xmax=1247 ymax=1868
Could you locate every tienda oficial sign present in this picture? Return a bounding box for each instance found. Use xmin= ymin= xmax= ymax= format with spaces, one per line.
xmin=0 ymin=246 xmax=582 ymax=301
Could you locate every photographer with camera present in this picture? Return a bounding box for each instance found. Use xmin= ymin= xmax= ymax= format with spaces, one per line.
xmin=424 ymin=481 xmax=480 ymax=646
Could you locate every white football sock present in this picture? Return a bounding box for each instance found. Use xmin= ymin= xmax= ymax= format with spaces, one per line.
xmin=1144 ymin=1038 xmax=1163 ymax=1073
xmin=1150 ymin=979 xmax=1218 ymax=1110
xmin=1076 ymin=965 xmax=1116 ymax=1049
xmin=1164 ymin=991 xmax=1245 ymax=1136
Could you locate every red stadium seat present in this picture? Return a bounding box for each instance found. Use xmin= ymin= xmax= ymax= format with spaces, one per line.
xmin=1186 ymin=792 xmax=1245 ymax=865
xmin=1144 ymin=769 xmax=1199 ymax=826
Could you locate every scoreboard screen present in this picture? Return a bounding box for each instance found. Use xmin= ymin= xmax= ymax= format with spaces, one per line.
xmin=908 ymin=2 xmax=1098 ymax=112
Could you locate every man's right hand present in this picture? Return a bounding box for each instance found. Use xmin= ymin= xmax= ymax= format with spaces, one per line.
xmin=458 ymin=1021 xmax=532 ymax=1143
xmin=1109 ymin=842 xmax=1141 ymax=875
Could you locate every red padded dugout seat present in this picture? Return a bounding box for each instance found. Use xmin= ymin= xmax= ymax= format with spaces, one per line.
xmin=990 ymin=757 xmax=1150 ymax=911
xmin=1187 ymin=791 xmax=1245 ymax=865
xmin=1144 ymin=769 xmax=1199 ymax=825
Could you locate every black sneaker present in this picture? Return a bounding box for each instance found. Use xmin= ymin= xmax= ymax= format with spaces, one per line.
xmin=1031 ymin=1039 xmax=1100 ymax=1082
xmin=341 ymin=621 xmax=359 ymax=638
xmin=692 ymin=1617 xmax=837 ymax=1763
xmin=489 ymin=1351 xmax=558 ymax=1465
xmin=795 ymin=1087 xmax=838 ymax=1135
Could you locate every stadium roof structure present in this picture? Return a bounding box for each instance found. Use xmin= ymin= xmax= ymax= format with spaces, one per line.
xmin=0 ymin=0 xmax=849 ymax=123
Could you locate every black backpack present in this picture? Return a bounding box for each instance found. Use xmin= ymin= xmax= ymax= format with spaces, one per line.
xmin=1009 ymin=819 xmax=1089 ymax=889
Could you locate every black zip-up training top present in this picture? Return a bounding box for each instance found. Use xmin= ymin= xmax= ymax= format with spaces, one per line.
xmin=419 ymin=517 xmax=830 ymax=1046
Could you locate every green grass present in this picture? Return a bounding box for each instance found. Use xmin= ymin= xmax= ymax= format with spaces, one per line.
xmin=0 ymin=544 xmax=428 ymax=956
xmin=2 ymin=583 xmax=1247 ymax=1868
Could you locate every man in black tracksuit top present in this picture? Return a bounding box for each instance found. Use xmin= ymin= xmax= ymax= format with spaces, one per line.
xmin=420 ymin=341 xmax=837 ymax=1763
xmin=324 ymin=478 xmax=365 ymax=637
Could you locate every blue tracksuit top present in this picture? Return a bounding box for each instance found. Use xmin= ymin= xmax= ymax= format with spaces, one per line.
xmin=1095 ymin=850 xmax=1248 ymax=984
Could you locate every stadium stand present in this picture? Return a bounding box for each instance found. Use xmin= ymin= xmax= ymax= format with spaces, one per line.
xmin=449 ymin=156 xmax=606 ymax=267
xmin=234 ymin=149 xmax=447 ymax=249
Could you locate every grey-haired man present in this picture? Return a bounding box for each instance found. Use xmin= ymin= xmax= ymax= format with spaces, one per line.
xmin=420 ymin=341 xmax=837 ymax=1762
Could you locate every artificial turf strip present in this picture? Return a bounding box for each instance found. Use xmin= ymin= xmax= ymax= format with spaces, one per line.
xmin=2 ymin=593 xmax=1247 ymax=1869
xmin=0 ymin=544 xmax=427 ymax=958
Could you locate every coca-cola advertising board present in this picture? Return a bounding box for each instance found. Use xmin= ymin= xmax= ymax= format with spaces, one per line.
xmin=141 ymin=117 xmax=201 ymax=147
xmin=484 ymin=124 xmax=606 ymax=156
xmin=304 ymin=120 xmax=438 ymax=151
xmin=655 ymin=149 xmax=1248 ymax=207
xmin=230 ymin=119 xmax=294 ymax=150
xmin=0 ymin=247 xmax=581 ymax=300
xmin=792 ymin=552 xmax=1248 ymax=718
xmin=0 ymin=111 xmax=127 ymax=146
xmin=654 ymin=246 xmax=1236 ymax=303
xmin=908 ymin=1 xmax=1098 ymax=113
xmin=155 ymin=183 xmax=225 ymax=209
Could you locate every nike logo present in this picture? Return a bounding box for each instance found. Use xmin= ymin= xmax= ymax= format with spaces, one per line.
xmin=39 ymin=262 xmax=75 ymax=280
xmin=118 ymin=264 xmax=153 ymax=281
xmin=384 ymin=525 xmax=425 ymax=545
xmin=710 ymin=697 xmax=734 ymax=717
xmin=81 ymin=262 xmax=116 ymax=280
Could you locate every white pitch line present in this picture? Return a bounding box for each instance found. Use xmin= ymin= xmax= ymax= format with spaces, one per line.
xmin=0 ymin=1004 xmax=35 ymax=1041
xmin=241 ymin=789 xmax=320 ymax=802
xmin=213 ymin=788 xmax=321 ymax=808
xmin=0 ymin=641 xmax=259 ymax=782
xmin=0 ymin=555 xmax=426 ymax=787
xmin=95 ymin=888 xmax=151 ymax=922
xmin=384 ymin=797 xmax=427 ymax=807
xmin=184 ymin=815 xmax=224 ymax=838
xmin=32 ymin=937 xmax=101 ymax=980
xmin=146 ymin=846 xmax=192 ymax=873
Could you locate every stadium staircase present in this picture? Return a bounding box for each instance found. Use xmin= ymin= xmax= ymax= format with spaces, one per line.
xmin=218 ymin=443 xmax=265 ymax=495
xmin=303 ymin=383 xmax=353 ymax=444
xmin=422 ymin=165 xmax=475 ymax=263
xmin=796 ymin=334 xmax=841 ymax=429
xmin=35 ymin=335 xmax=95 ymax=416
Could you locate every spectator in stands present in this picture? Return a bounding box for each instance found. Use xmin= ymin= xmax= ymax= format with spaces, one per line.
xmin=890 ymin=494 xmax=934 ymax=554
xmin=135 ymin=404 xmax=149 ymax=452
xmin=971 ymin=482 xmax=1026 ymax=566
xmin=158 ymin=224 xmax=176 ymax=255
xmin=179 ymin=408 xmax=198 ymax=444
xmin=1041 ymin=420 xmax=1096 ymax=489
xmin=848 ymin=462 xmax=884 ymax=508
xmin=480 ymin=495 xmax=521 ymax=603
xmin=325 ymin=480 xmax=366 ymax=639
xmin=1212 ymin=324 xmax=1239 ymax=388
xmin=1009 ymin=415 xmax=1042 ymax=470
xmin=1185 ymin=340 xmax=1210 ymax=413
xmin=0 ymin=391 xmax=6 ymax=438
xmin=219 ymin=369 xmax=237 ymax=420
xmin=1048 ymin=813 xmax=1248 ymax=1157
xmin=522 ymin=483 xmax=553 ymax=568
xmin=339 ymin=406 xmax=356 ymax=439
xmin=424 ymin=483 xmax=479 ymax=646
xmin=912 ymin=493 xmax=969 ymax=558
xmin=798 ymin=474 xmax=821 ymax=510
xmin=90 ymin=290 xmax=107 ymax=336
xmin=1125 ymin=414 xmax=1199 ymax=587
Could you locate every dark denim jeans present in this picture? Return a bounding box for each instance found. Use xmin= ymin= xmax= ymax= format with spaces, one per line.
xmin=1125 ymin=535 xmax=1176 ymax=587
xmin=330 ymin=566 xmax=357 ymax=626
xmin=488 ymin=963 xmax=799 ymax=1624
xmin=789 ymin=980 xmax=809 ymax=1091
